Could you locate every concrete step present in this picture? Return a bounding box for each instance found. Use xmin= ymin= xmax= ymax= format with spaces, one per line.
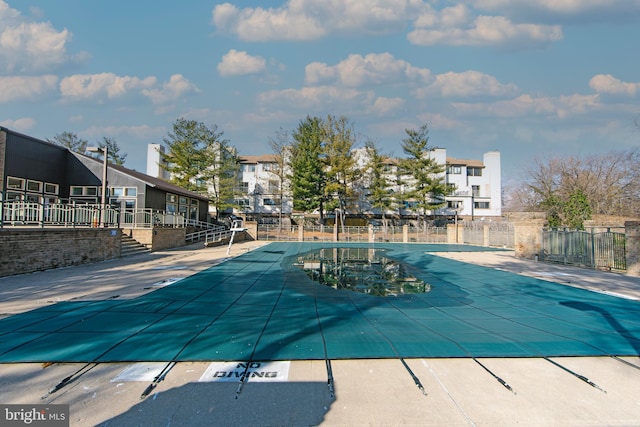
xmin=120 ymin=234 xmax=151 ymax=257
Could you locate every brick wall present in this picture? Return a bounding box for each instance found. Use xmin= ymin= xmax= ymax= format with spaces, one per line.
xmin=0 ymin=228 xmax=121 ymax=277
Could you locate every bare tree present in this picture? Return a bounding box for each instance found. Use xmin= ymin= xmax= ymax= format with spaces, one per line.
xmin=267 ymin=127 xmax=292 ymax=229
xmin=506 ymin=148 xmax=640 ymax=222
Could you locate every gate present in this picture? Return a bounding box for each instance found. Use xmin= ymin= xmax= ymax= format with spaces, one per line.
xmin=541 ymin=228 xmax=626 ymax=271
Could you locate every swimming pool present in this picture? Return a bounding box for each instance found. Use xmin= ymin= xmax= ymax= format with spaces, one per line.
xmin=0 ymin=242 xmax=638 ymax=363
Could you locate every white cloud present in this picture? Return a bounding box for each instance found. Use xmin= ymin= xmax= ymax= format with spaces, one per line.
xmin=409 ymin=11 xmax=563 ymax=47
xmin=82 ymin=124 xmax=165 ymax=140
xmin=368 ymin=97 xmax=405 ymax=115
xmin=218 ymin=49 xmax=266 ymax=77
xmin=60 ymin=73 xmax=156 ymax=101
xmin=305 ymin=53 xmax=431 ymax=86
xmin=589 ymin=74 xmax=639 ymax=96
xmin=416 ymin=112 xmax=459 ymax=129
xmin=452 ymin=93 xmax=601 ymax=118
xmin=0 ymin=1 xmax=84 ymax=73
xmin=212 ymin=2 xmax=326 ymax=41
xmin=212 ymin=1 xmax=569 ymax=49
xmin=0 ymin=117 xmax=36 ymax=131
xmin=212 ymin=0 xmax=423 ymax=41
xmin=0 ymin=75 xmax=57 ymax=102
xmin=258 ymin=85 xmax=375 ymax=111
xmin=142 ymin=74 xmax=200 ymax=105
xmin=415 ymin=70 xmax=518 ymax=98
xmin=470 ymin=0 xmax=640 ymax=22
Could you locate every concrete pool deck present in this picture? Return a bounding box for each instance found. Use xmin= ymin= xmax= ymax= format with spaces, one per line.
xmin=0 ymin=241 xmax=639 ymax=426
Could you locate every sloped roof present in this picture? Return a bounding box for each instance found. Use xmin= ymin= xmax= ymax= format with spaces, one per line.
xmin=446 ymin=157 xmax=484 ymax=167
xmin=239 ymin=154 xmax=277 ymax=164
xmin=77 ymin=153 xmax=209 ymax=201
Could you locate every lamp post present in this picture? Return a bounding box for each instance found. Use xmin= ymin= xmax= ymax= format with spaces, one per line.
xmin=87 ymin=146 xmax=108 ymax=227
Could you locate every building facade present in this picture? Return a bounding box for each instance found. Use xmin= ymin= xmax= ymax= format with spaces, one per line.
xmin=232 ymin=148 xmax=501 ymax=220
xmin=144 ymin=142 xmax=502 ymax=221
xmin=1 ymin=127 xmax=209 ymax=224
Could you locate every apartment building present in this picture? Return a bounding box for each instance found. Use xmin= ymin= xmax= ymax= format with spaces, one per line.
xmin=147 ymin=144 xmax=501 ymax=220
xmin=233 ymin=149 xmax=501 ymax=220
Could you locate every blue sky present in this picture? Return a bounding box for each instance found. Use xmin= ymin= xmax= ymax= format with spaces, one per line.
xmin=1 ymin=0 xmax=639 ymax=183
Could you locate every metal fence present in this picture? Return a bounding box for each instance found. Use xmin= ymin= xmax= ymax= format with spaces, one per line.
xmin=462 ymin=221 xmax=515 ymax=248
xmin=541 ymin=228 xmax=627 ymax=271
xmin=257 ymin=225 xmax=448 ymax=243
xmin=0 ymin=200 xmax=187 ymax=229
xmin=1 ymin=201 xmax=119 ymax=228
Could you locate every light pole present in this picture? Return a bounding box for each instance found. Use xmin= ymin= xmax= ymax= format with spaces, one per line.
xmin=87 ymin=146 xmax=108 ymax=227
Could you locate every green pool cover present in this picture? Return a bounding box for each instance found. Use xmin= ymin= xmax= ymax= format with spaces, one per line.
xmin=0 ymin=242 xmax=638 ymax=363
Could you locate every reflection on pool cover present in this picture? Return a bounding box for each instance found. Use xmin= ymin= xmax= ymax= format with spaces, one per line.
xmin=292 ymin=247 xmax=431 ymax=297
xmin=0 ymin=242 xmax=638 ymax=363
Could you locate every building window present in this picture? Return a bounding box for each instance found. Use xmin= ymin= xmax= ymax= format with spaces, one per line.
xmin=467 ymin=167 xmax=483 ymax=176
xmin=190 ymin=206 xmax=198 ymax=221
xmin=474 ymin=201 xmax=490 ymax=209
xmin=27 ymin=180 xmax=43 ymax=192
xmin=125 ymin=188 xmax=137 ymax=197
xmin=70 ymin=186 xmax=99 ymax=197
xmin=166 ymin=193 xmax=177 ymax=213
xmin=447 ymin=200 xmax=463 ymax=209
xmin=7 ymin=177 xmax=24 ymax=190
xmin=235 ymin=199 xmax=250 ymax=207
xmin=472 ymin=185 xmax=480 ymax=197
xmin=243 ymin=164 xmax=256 ymax=173
xmin=263 ymin=198 xmax=276 ymax=206
xmin=44 ymin=183 xmax=59 ymax=194
xmin=447 ymin=165 xmax=462 ymax=174
xmin=267 ymin=180 xmax=279 ymax=194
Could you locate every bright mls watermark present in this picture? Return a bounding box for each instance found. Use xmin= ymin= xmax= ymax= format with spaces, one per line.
xmin=1 ymin=405 xmax=68 ymax=426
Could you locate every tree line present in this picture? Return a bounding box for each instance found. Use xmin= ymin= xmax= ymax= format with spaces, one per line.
xmin=156 ymin=115 xmax=447 ymax=223
xmin=50 ymin=116 xmax=639 ymax=227
xmin=505 ymin=148 xmax=640 ymax=228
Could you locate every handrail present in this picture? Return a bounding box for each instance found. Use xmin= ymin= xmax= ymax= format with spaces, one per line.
xmin=0 ymin=200 xmax=188 ymax=229
xmin=185 ymin=224 xmax=228 ymax=243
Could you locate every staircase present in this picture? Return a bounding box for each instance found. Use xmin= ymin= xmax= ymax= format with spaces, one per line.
xmin=120 ymin=234 xmax=151 ymax=257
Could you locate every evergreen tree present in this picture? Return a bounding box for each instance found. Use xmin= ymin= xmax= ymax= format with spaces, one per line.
xmin=563 ymin=190 xmax=592 ymax=230
xmin=161 ymin=118 xmax=209 ymax=193
xmin=398 ymin=124 xmax=447 ymax=225
xmin=47 ymin=131 xmax=88 ymax=153
xmin=364 ymin=140 xmax=394 ymax=223
xmin=97 ymin=137 xmax=127 ymax=165
xmin=290 ymin=116 xmax=326 ymax=217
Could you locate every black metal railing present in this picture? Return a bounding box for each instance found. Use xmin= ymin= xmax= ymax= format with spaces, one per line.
xmin=541 ymin=227 xmax=626 ymax=271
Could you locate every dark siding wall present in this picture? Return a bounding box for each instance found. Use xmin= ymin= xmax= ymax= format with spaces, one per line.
xmin=65 ymin=154 xmax=101 ymax=190
xmin=198 ymin=200 xmax=209 ymax=222
xmin=5 ymin=131 xmax=71 ymax=197
xmin=146 ymin=186 xmax=168 ymax=211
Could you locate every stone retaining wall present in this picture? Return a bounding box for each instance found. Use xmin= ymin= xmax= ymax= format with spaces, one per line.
xmin=123 ymin=227 xmax=186 ymax=251
xmin=0 ymin=228 xmax=120 ymax=277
